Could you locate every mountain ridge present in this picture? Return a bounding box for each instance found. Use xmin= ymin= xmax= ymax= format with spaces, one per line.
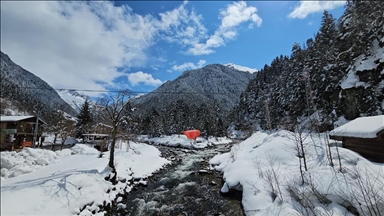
xmin=0 ymin=51 xmax=77 ymax=122
xmin=133 ymin=63 xmax=255 ymax=113
xmin=130 ymin=63 xmax=256 ymax=136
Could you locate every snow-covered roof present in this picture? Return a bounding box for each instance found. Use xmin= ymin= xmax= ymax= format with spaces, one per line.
xmin=330 ymin=115 xmax=384 ymax=138
xmin=0 ymin=115 xmax=35 ymax=122
xmin=82 ymin=134 xmax=109 ymax=136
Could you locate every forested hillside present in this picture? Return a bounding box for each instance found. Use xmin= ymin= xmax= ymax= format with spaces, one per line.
xmin=131 ymin=64 xmax=255 ymax=137
xmin=0 ymin=51 xmax=77 ymax=123
xmin=230 ymin=1 xmax=383 ymax=132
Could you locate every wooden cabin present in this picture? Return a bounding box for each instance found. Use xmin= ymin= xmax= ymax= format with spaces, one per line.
xmin=329 ymin=115 xmax=384 ymax=163
xmin=0 ymin=116 xmax=45 ymax=151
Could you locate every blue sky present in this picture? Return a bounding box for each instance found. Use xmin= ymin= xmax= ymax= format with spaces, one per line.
xmin=1 ymin=1 xmax=345 ymax=96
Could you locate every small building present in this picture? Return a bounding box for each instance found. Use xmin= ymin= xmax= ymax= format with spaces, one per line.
xmin=82 ymin=133 xmax=110 ymax=151
xmin=329 ymin=115 xmax=384 ymax=163
xmin=0 ymin=116 xmax=45 ymax=151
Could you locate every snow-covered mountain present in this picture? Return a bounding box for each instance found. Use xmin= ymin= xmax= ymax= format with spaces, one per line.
xmin=0 ymin=51 xmax=77 ymax=121
xmin=56 ymin=89 xmax=89 ymax=113
xmin=224 ymin=63 xmax=258 ymax=73
xmin=133 ymin=63 xmax=255 ymax=115
xmin=131 ymin=64 xmax=256 ymax=136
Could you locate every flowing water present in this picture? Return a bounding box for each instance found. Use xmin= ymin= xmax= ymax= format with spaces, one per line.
xmin=108 ymin=143 xmax=244 ymax=216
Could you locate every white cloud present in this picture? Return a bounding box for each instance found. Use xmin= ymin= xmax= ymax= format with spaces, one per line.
xmin=0 ymin=0 xmax=262 ymax=94
xmin=0 ymin=1 xmax=165 ymax=96
xmin=288 ymin=1 xmax=345 ymax=19
xmin=0 ymin=1 xmax=196 ymax=96
xmin=186 ymin=1 xmax=262 ymax=55
xmin=308 ymin=21 xmax=314 ymax=26
xmin=171 ymin=59 xmax=206 ymax=71
xmin=159 ymin=5 xmax=208 ymax=49
xmin=127 ymin=71 xmax=163 ymax=86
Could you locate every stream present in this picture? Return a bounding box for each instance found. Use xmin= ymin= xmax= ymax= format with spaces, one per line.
xmin=108 ymin=143 xmax=245 ymax=216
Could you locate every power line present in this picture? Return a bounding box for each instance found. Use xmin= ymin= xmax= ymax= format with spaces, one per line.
xmin=1 ymin=82 xmax=232 ymax=95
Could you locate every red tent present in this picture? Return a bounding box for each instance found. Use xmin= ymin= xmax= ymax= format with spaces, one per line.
xmin=182 ymin=130 xmax=201 ymax=140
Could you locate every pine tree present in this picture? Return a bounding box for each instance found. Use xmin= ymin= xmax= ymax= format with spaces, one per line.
xmin=75 ymin=99 xmax=92 ymax=137
xmin=313 ymin=10 xmax=340 ymax=125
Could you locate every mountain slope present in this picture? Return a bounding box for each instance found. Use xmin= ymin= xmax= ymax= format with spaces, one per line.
xmin=131 ymin=64 xmax=255 ymax=136
xmin=0 ymin=51 xmax=77 ymax=122
xmin=230 ymin=3 xmax=383 ymax=132
xmin=134 ymin=64 xmax=254 ymax=115
xmin=56 ymin=89 xmax=90 ymax=113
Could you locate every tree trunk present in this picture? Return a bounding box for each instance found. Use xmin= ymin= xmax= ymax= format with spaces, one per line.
xmin=52 ymin=134 xmax=58 ymax=151
xmin=108 ymin=134 xmax=117 ymax=185
xmin=299 ymin=135 xmax=308 ymax=171
xmin=60 ymin=138 xmax=65 ymax=151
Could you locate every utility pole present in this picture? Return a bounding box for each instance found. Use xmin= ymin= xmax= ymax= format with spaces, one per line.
xmin=33 ymin=110 xmax=40 ymax=148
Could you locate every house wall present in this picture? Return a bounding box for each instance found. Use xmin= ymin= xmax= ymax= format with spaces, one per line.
xmin=0 ymin=122 xmax=17 ymax=151
xmin=1 ymin=118 xmax=44 ymax=151
xmin=343 ymin=131 xmax=384 ymax=163
xmin=0 ymin=122 xmax=7 ymax=149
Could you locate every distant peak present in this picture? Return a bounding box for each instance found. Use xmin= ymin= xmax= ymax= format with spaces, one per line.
xmin=224 ymin=63 xmax=258 ymax=74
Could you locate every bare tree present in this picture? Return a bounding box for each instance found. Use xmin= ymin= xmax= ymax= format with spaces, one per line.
xmin=97 ymin=90 xmax=132 ymax=184
xmin=46 ymin=111 xmax=66 ymax=151
xmin=348 ymin=167 xmax=384 ymax=216
xmin=290 ymin=125 xmax=310 ymax=185
xmin=58 ymin=119 xmax=76 ymax=150
xmin=322 ymin=131 xmax=334 ymax=167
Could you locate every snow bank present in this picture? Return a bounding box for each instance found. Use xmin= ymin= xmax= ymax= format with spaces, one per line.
xmin=1 ymin=142 xmax=170 ymax=215
xmin=0 ymin=147 xmax=71 ymax=179
xmin=137 ymin=134 xmax=232 ymax=149
xmin=71 ymin=144 xmax=100 ymax=155
xmin=210 ymin=130 xmax=384 ymax=215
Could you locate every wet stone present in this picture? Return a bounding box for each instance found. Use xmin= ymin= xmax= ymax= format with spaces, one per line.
xmin=105 ymin=142 xmax=245 ymax=216
xmin=198 ymin=169 xmax=209 ymax=174
xmin=210 ymin=181 xmax=217 ymax=186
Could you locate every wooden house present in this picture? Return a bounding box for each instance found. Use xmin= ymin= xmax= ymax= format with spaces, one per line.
xmin=80 ymin=123 xmax=112 ymax=151
xmin=329 ymin=115 xmax=384 ymax=163
xmin=0 ymin=116 xmax=45 ymax=151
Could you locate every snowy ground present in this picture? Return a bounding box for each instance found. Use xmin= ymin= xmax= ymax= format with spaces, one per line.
xmin=1 ymin=142 xmax=170 ymax=216
xmin=41 ymin=133 xmax=78 ymax=146
xmin=210 ymin=130 xmax=384 ymax=216
xmin=137 ymin=134 xmax=232 ymax=149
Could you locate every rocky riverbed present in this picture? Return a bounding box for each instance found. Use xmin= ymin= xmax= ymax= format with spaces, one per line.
xmin=108 ymin=143 xmax=244 ymax=216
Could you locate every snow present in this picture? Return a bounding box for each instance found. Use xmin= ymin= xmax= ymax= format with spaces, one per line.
xmin=225 ymin=63 xmax=258 ymax=74
xmin=227 ymin=124 xmax=254 ymax=139
xmin=0 ymin=115 xmax=35 ymax=121
xmin=56 ymin=89 xmax=88 ymax=112
xmin=333 ymin=116 xmax=349 ymax=128
xmin=1 ymin=147 xmax=72 ymax=179
xmin=42 ymin=133 xmax=78 ymax=146
xmin=1 ymin=142 xmax=170 ymax=215
xmin=330 ymin=115 xmax=384 ymax=138
xmin=137 ymin=134 xmax=232 ymax=149
xmin=341 ymin=39 xmax=384 ymax=90
xmin=210 ymin=130 xmax=384 ymax=215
